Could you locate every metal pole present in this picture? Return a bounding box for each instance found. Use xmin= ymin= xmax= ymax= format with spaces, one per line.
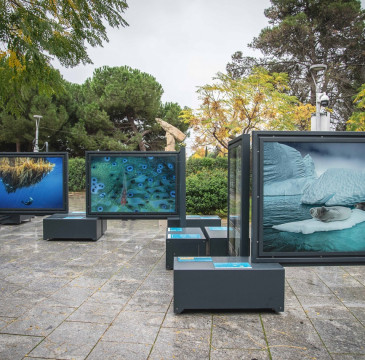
xmin=309 ymin=64 xmax=327 ymax=131
xmin=316 ymin=83 xmax=321 ymax=131
xmin=33 ymin=115 xmax=42 ymax=152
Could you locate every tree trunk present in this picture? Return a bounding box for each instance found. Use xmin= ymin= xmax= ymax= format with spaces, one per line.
xmin=16 ymin=141 xmax=21 ymax=152
xmin=127 ymin=116 xmax=146 ymax=151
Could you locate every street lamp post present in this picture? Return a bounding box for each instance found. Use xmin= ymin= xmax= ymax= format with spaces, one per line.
xmin=310 ymin=64 xmax=330 ymax=131
xmin=33 ymin=115 xmax=42 ymax=152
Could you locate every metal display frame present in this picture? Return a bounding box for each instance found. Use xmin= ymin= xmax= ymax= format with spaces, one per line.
xmin=227 ymin=134 xmax=250 ymax=256
xmin=251 ymin=131 xmax=365 ymax=264
xmin=0 ymin=152 xmax=68 ymax=215
xmin=86 ymin=148 xmax=186 ymax=220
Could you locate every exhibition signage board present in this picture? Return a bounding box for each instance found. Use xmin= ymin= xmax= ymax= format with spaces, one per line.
xmin=251 ymin=131 xmax=365 ymax=263
xmin=0 ymin=152 xmax=68 ymax=215
xmin=86 ymin=149 xmax=186 ymax=219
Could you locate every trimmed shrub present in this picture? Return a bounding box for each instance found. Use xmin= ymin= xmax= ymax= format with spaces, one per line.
xmin=186 ymin=157 xmax=228 ymax=176
xmin=68 ymin=157 xmax=85 ymax=192
xmin=186 ymin=167 xmax=227 ymax=216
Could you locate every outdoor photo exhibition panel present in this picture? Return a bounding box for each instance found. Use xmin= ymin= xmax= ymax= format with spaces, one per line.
xmin=86 ymin=149 xmax=186 ymax=219
xmin=227 ymin=134 xmax=250 ymax=256
xmin=0 ymin=152 xmax=68 ymax=215
xmin=251 ymin=131 xmax=365 ymax=263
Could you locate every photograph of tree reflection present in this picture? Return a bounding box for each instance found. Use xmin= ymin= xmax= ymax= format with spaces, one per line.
xmin=262 ymin=141 xmax=365 ymax=255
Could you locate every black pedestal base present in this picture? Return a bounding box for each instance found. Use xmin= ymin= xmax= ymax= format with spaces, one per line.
xmin=174 ymin=256 xmax=285 ymax=314
xmin=205 ymin=226 xmax=228 ymax=256
xmin=166 ymin=227 xmax=207 ymax=270
xmin=0 ymin=214 xmax=33 ymax=225
xmin=43 ymin=213 xmax=107 ymax=241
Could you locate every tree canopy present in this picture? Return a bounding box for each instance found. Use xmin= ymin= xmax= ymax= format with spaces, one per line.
xmin=0 ymin=0 xmax=128 ymax=69
xmin=0 ymin=0 xmax=129 ymax=116
xmin=227 ymin=0 xmax=365 ymax=128
xmin=47 ymin=66 xmax=188 ymax=156
xmin=0 ymin=70 xmax=69 ymax=152
xmin=182 ymin=67 xmax=314 ymax=155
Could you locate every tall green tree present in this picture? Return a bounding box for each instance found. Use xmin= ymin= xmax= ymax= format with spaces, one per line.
xmin=227 ymin=0 xmax=365 ymax=128
xmin=0 ymin=73 xmax=69 ymax=152
xmin=80 ymin=66 xmax=163 ymax=152
xmin=65 ymin=66 xmax=188 ymax=155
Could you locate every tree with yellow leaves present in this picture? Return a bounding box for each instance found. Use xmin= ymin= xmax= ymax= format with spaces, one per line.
xmin=347 ymin=84 xmax=365 ymax=131
xmin=182 ymin=67 xmax=315 ymax=154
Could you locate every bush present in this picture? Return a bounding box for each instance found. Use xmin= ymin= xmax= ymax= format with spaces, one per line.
xmin=186 ymin=167 xmax=227 ymax=216
xmin=68 ymin=157 xmax=85 ymax=192
xmin=186 ymin=157 xmax=228 ymax=176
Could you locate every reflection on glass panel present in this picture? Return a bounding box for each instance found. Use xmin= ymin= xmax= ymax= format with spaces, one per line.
xmin=228 ymin=144 xmax=242 ymax=256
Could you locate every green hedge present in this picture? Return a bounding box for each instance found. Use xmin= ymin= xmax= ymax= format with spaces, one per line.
xmin=68 ymin=157 xmax=85 ymax=192
xmin=186 ymin=157 xmax=228 ymax=176
xmin=185 ymin=157 xmax=228 ymax=216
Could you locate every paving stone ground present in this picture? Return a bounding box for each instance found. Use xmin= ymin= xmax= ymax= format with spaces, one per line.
xmin=0 ymin=193 xmax=364 ymax=360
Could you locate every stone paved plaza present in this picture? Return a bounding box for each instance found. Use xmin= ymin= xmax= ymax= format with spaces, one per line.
xmin=0 ymin=193 xmax=365 ymax=360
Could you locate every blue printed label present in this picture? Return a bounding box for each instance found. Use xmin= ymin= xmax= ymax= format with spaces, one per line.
xmin=168 ymin=234 xmax=202 ymax=239
xmin=200 ymin=216 xmax=219 ymax=219
xmin=178 ymin=257 xmax=212 ymax=262
xmin=208 ymin=227 xmax=234 ymax=231
xmin=64 ymin=216 xmax=85 ymax=219
xmin=213 ymin=262 xmax=252 ymax=269
xmin=168 ymin=227 xmax=183 ymax=232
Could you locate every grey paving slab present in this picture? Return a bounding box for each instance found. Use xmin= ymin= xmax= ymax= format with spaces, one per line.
xmin=311 ymin=317 xmax=365 ymax=354
xmin=349 ymin=307 xmax=365 ymax=326
xmin=1 ymin=304 xmax=74 ymax=336
xmin=163 ymin=304 xmax=212 ymax=330
xmin=286 ymin=275 xmax=333 ymax=296
xmin=103 ymin=310 xmax=165 ymax=344
xmin=210 ymin=348 xmax=271 ymax=360
xmin=124 ymin=289 xmax=172 ymax=313
xmin=332 ymin=286 xmax=365 ymax=307
xmin=0 ymin=317 xmax=16 ymax=331
xmin=87 ymin=340 xmax=152 ymax=360
xmin=261 ymin=311 xmax=327 ymax=357
xmin=67 ymin=298 xmax=123 ymax=324
xmin=28 ymin=321 xmax=108 ymax=360
xmin=45 ymin=284 xmax=95 ymax=307
xmin=149 ymin=327 xmax=211 ymax=360
xmin=211 ymin=313 xmax=267 ymax=350
xmin=0 ymin=333 xmax=43 ymax=360
xmin=269 ymin=346 xmax=332 ymax=360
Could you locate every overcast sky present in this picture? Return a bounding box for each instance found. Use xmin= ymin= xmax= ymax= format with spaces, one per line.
xmin=54 ymin=0 xmax=273 ymax=110
xmin=54 ymin=0 xmax=365 ymax=154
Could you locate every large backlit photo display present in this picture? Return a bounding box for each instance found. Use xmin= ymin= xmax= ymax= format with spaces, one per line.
xmin=0 ymin=152 xmax=68 ymax=214
xmin=86 ymin=151 xmax=183 ymax=218
xmin=251 ymin=131 xmax=365 ymax=263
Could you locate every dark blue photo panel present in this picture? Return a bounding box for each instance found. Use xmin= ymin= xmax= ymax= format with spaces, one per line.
xmin=251 ymin=131 xmax=365 ymax=264
xmin=86 ymin=151 xmax=183 ymax=219
xmin=0 ymin=153 xmax=68 ymax=214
